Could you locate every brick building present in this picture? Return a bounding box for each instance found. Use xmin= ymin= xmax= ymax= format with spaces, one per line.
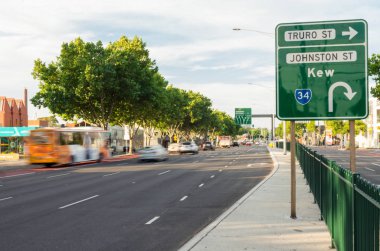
xmin=0 ymin=89 xmax=28 ymax=127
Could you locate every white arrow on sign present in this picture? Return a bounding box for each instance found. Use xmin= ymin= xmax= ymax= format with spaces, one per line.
xmin=342 ymin=26 xmax=358 ymax=40
xmin=328 ymin=81 xmax=357 ymax=112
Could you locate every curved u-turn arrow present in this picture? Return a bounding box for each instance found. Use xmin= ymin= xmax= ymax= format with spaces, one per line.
xmin=328 ymin=81 xmax=357 ymax=112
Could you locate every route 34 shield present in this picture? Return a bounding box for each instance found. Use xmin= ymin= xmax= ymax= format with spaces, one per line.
xmin=294 ymin=89 xmax=312 ymax=105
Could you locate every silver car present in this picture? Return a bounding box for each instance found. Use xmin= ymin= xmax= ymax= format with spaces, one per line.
xmin=168 ymin=143 xmax=181 ymax=154
xmin=179 ymin=142 xmax=199 ymax=154
xmin=137 ymin=145 xmax=168 ymax=161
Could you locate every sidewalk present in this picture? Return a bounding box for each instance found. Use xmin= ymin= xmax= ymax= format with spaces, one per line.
xmin=180 ymin=147 xmax=332 ymax=251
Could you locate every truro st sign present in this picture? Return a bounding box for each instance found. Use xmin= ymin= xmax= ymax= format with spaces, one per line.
xmin=276 ymin=19 xmax=368 ymax=120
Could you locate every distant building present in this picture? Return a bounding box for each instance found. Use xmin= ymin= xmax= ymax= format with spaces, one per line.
xmin=28 ymin=119 xmax=49 ymax=127
xmin=365 ymin=98 xmax=380 ymax=148
xmin=0 ymin=89 xmax=28 ymax=127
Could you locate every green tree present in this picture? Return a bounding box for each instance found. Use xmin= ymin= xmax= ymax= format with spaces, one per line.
xmin=369 ymin=53 xmax=380 ymax=99
xmin=31 ymin=36 xmax=150 ymax=130
xmin=110 ymin=37 xmax=162 ymax=153
xmin=159 ymin=86 xmax=189 ymax=143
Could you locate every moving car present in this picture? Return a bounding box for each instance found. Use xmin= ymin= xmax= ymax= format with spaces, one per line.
xmin=137 ymin=145 xmax=168 ymax=161
xmin=202 ymin=141 xmax=215 ymax=151
xmin=245 ymin=141 xmax=253 ymax=146
xmin=179 ymin=142 xmax=199 ymax=154
xmin=168 ymin=143 xmax=181 ymax=154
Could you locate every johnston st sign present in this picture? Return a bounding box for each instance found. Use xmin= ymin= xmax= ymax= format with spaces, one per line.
xmin=276 ymin=19 xmax=368 ymax=120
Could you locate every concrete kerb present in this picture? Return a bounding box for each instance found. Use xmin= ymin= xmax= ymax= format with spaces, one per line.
xmin=179 ymin=146 xmax=280 ymax=251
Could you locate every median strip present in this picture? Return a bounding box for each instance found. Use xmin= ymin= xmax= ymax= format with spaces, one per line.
xmin=59 ymin=195 xmax=99 ymax=209
xmin=145 ymin=216 xmax=160 ymax=225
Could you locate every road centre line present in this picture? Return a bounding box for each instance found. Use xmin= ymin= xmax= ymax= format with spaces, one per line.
xmin=103 ymin=172 xmax=120 ymax=177
xmin=0 ymin=172 xmax=35 ymax=179
xmin=59 ymin=195 xmax=99 ymax=209
xmin=180 ymin=196 xmax=188 ymax=201
xmin=371 ymin=163 xmax=380 ymax=167
xmin=47 ymin=173 xmax=71 ymax=179
xmin=158 ymin=170 xmax=171 ymax=175
xmin=365 ymin=167 xmax=376 ymax=172
xmin=145 ymin=216 xmax=160 ymax=225
xmin=199 ymin=183 xmax=204 ymax=188
xmin=0 ymin=197 xmax=13 ymax=202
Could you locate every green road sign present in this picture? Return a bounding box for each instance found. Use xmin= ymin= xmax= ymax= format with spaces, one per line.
xmin=276 ymin=19 xmax=368 ymax=120
xmin=235 ymin=108 xmax=252 ymax=125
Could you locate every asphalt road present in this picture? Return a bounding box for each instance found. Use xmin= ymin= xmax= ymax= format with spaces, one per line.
xmin=0 ymin=145 xmax=273 ymax=251
xmin=308 ymin=146 xmax=380 ymax=185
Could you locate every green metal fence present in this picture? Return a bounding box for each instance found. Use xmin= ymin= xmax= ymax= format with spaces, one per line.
xmin=282 ymin=142 xmax=380 ymax=251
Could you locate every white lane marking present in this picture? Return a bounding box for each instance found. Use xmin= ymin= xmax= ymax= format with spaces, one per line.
xmin=365 ymin=167 xmax=376 ymax=172
xmin=145 ymin=216 xmax=160 ymax=225
xmin=224 ymin=165 xmax=228 ymax=168
xmin=199 ymin=183 xmax=204 ymax=188
xmin=0 ymin=197 xmax=13 ymax=202
xmin=0 ymin=172 xmax=35 ymax=179
xmin=219 ymin=169 xmax=222 ymax=172
xmin=247 ymin=164 xmax=253 ymax=167
xmin=103 ymin=172 xmax=120 ymax=177
xmin=233 ymin=159 xmax=236 ymax=162
xmin=132 ymin=181 xmax=136 ymax=184
xmin=180 ymin=196 xmax=188 ymax=201
xmin=158 ymin=170 xmax=171 ymax=176
xmin=0 ymin=184 xmax=3 ymax=186
xmin=59 ymin=195 xmax=99 ymax=209
xmin=371 ymin=163 xmax=380 ymax=167
xmin=193 ymin=161 xmax=199 ymax=163
xmin=210 ymin=175 xmax=215 ymax=179
xmin=47 ymin=173 xmax=71 ymax=179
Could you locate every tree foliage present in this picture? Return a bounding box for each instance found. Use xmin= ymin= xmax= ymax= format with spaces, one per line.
xmin=31 ymin=36 xmax=241 ymax=146
xmin=369 ymin=53 xmax=380 ymax=99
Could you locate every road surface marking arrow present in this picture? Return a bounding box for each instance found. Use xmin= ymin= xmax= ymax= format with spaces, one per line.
xmin=342 ymin=26 xmax=358 ymax=40
xmin=328 ymin=81 xmax=357 ymax=112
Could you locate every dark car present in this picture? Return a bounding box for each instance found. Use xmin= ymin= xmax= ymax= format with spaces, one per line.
xmin=202 ymin=141 xmax=215 ymax=151
xmin=232 ymin=141 xmax=239 ymax=147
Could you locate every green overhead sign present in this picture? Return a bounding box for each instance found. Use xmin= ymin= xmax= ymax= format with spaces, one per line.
xmin=235 ymin=108 xmax=252 ymax=125
xmin=276 ymin=19 xmax=368 ymax=120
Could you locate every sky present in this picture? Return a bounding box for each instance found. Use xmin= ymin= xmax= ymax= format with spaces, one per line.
xmin=0 ymin=0 xmax=379 ymax=129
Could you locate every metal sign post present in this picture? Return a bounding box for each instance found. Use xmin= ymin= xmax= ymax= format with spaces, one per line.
xmin=283 ymin=121 xmax=287 ymax=155
xmin=290 ymin=121 xmax=296 ymax=218
xmin=349 ymin=120 xmax=356 ymax=172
